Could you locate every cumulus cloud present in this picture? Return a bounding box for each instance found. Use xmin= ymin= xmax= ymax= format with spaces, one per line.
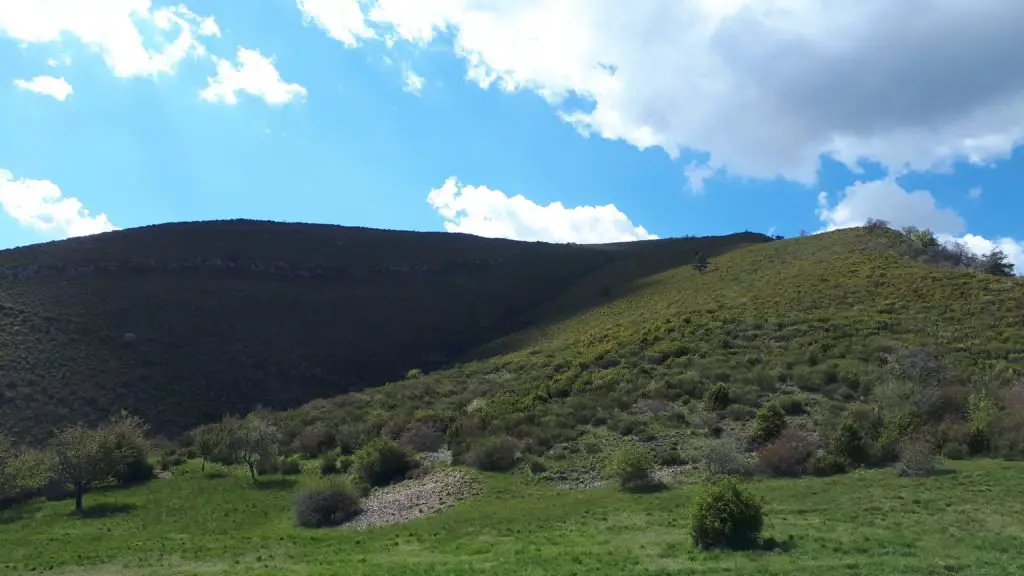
xmin=0 ymin=1 xmax=219 ymax=78
xmin=13 ymin=75 xmax=73 ymax=101
xmin=816 ymin=178 xmax=1022 ymax=274
xmin=200 ymin=48 xmax=307 ymax=106
xmin=968 ymin=186 xmax=983 ymax=200
xmin=402 ymin=68 xmax=424 ymax=95
xmin=426 ymin=177 xmax=656 ymax=243
xmin=300 ymin=0 xmax=1024 ymax=184
xmin=0 ymin=169 xmax=117 ymax=238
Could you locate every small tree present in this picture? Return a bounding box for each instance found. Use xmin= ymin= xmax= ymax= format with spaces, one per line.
xmin=751 ymin=403 xmax=786 ymax=444
xmin=236 ymin=411 xmax=281 ymax=482
xmin=691 ymin=477 xmax=764 ymax=550
xmin=978 ymin=249 xmax=1015 ymax=277
xmin=693 ymin=251 xmax=710 ymax=274
xmin=194 ymin=422 xmax=230 ymax=472
xmin=52 ymin=426 xmax=123 ymax=514
xmin=605 ymin=444 xmax=656 ymax=489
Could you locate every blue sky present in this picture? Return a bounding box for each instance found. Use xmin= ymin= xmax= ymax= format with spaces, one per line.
xmin=0 ymin=1 xmax=1021 ymax=270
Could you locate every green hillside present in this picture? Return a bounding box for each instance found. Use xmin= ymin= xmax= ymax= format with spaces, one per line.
xmin=268 ymin=226 xmax=1024 ymax=462
xmin=0 ymin=219 xmax=765 ymax=442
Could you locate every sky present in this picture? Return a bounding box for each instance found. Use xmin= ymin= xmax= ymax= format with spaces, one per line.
xmin=0 ymin=0 xmax=1021 ymax=272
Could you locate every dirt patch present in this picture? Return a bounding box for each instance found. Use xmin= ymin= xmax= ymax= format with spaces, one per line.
xmin=345 ymin=468 xmax=478 ymax=529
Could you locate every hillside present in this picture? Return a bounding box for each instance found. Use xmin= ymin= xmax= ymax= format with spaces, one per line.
xmin=268 ymin=226 xmax=1024 ymax=464
xmin=0 ymin=219 xmax=766 ymax=442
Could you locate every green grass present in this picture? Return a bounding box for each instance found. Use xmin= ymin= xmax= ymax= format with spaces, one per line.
xmin=0 ymin=219 xmax=765 ymax=442
xmin=2 ymin=459 xmax=1023 ymax=575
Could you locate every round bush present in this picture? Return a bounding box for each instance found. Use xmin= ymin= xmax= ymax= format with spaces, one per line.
xmin=279 ymin=457 xmax=302 ymax=476
xmin=293 ymin=479 xmax=363 ymax=528
xmin=705 ymin=383 xmax=731 ymax=411
xmin=320 ymin=457 xmax=339 ymax=476
xmin=464 ymin=436 xmax=519 ymax=472
xmin=353 ymin=437 xmax=413 ymax=487
xmin=690 ymin=477 xmax=764 ymax=550
xmin=751 ymin=403 xmax=786 ymax=443
xmin=605 ymin=444 xmax=655 ymax=488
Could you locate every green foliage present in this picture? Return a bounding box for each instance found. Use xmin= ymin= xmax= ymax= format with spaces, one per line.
xmin=292 ymin=478 xmax=363 ymax=528
xmin=51 ymin=426 xmax=124 ymax=513
xmin=966 ymin=390 xmax=998 ymax=453
xmin=751 ymin=403 xmax=786 ymax=443
xmin=690 ymin=477 xmax=765 ymax=550
xmin=807 ymin=452 xmax=848 ymax=477
xmin=0 ymin=435 xmax=53 ymax=503
xmin=279 ymin=457 xmax=302 ymax=476
xmin=463 ymin=436 xmax=519 ymax=472
xmin=233 ymin=411 xmax=281 ymax=482
xmin=353 ymin=438 xmax=413 ymax=488
xmin=319 ymin=457 xmax=339 ymax=476
xmin=979 ymin=249 xmax=1015 ymax=277
xmin=605 ymin=444 xmax=655 ymax=488
xmin=705 ymin=383 xmax=731 ymax=411
xmin=829 ymin=419 xmax=868 ymax=466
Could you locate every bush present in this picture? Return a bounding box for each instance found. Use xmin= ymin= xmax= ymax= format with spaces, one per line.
xmin=808 ymin=452 xmax=847 ymax=477
xmin=399 ymin=420 xmax=445 ymax=453
xmin=705 ymin=383 xmax=731 ymax=411
xmin=751 ymin=403 xmax=786 ymax=443
xmin=758 ymin=428 xmax=815 ymax=477
xmin=158 ymin=453 xmax=185 ymax=471
xmin=279 ymin=457 xmax=302 ymax=476
xmin=778 ymin=395 xmax=806 ymax=415
xmin=118 ymin=458 xmax=155 ymax=485
xmin=941 ymin=442 xmax=969 ymax=461
xmin=605 ymin=444 xmax=656 ymax=488
xmin=291 ymin=424 xmax=336 ymax=458
xmin=690 ymin=477 xmax=764 ymax=550
xmin=464 ymin=436 xmax=519 ymax=472
xmin=702 ymin=437 xmax=750 ymax=479
xmin=293 ymin=479 xmax=363 ymax=528
xmin=897 ymin=436 xmax=937 ymax=477
xmin=353 ymin=438 xmax=413 ymax=487
xmin=829 ymin=419 xmax=868 ymax=465
xmin=724 ymin=404 xmax=756 ymax=422
xmin=320 ymin=457 xmax=339 ymax=476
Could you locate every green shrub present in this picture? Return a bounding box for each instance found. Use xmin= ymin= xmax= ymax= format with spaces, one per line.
xmin=829 ymin=420 xmax=868 ymax=465
xmin=279 ymin=457 xmax=302 ymax=475
xmin=353 ymin=438 xmax=413 ymax=487
xmin=320 ymin=457 xmax=339 ymax=476
xmin=118 ymin=458 xmax=155 ymax=485
xmin=724 ymin=404 xmax=756 ymax=422
xmin=807 ymin=452 xmax=847 ymax=477
xmin=605 ymin=444 xmax=655 ymax=488
xmin=941 ymin=441 xmax=968 ymax=461
xmin=293 ymin=478 xmax=363 ymax=528
xmin=158 ymin=453 xmax=185 ymax=471
xmin=778 ymin=395 xmax=806 ymax=415
xmin=690 ymin=477 xmax=764 ymax=550
xmin=896 ymin=436 xmax=937 ymax=477
xmin=751 ymin=403 xmax=786 ymax=443
xmin=705 ymin=383 xmax=731 ymax=411
xmin=464 ymin=436 xmax=519 ymax=472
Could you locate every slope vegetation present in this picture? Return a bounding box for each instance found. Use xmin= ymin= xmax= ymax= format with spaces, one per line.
xmin=0 ymin=219 xmax=765 ymax=441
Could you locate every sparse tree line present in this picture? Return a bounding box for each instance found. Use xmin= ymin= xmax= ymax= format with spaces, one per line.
xmin=865 ymin=218 xmax=1016 ymax=277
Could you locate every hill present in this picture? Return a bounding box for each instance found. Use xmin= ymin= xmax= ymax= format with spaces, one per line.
xmin=0 ymin=219 xmax=766 ymax=442
xmin=266 ymin=226 xmax=1024 ymax=466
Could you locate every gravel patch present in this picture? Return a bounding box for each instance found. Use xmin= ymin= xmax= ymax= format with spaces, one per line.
xmin=420 ymin=449 xmax=452 ymax=466
xmin=345 ymin=468 xmax=477 ymax=529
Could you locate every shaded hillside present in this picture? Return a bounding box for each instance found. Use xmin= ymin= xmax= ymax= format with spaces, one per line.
xmin=268 ymin=226 xmax=1024 ymax=459
xmin=0 ymin=219 xmax=766 ymax=441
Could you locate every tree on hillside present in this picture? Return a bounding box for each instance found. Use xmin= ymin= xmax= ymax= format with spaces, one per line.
xmin=234 ymin=410 xmax=281 ymax=482
xmin=901 ymin=226 xmax=939 ymax=249
xmin=107 ymin=410 xmax=151 ymax=483
xmin=52 ymin=426 xmax=124 ymax=514
xmin=693 ymin=251 xmax=710 ymax=274
xmin=194 ymin=422 xmax=230 ymax=472
xmin=979 ymin=249 xmax=1015 ymax=277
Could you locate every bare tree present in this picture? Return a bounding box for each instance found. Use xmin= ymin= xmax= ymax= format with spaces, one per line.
xmin=235 ymin=410 xmax=281 ymax=482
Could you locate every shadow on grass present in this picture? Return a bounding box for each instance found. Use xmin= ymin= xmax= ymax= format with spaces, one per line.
xmin=0 ymin=501 xmax=43 ymax=525
xmin=71 ymin=502 xmax=138 ymax=519
xmin=623 ymin=481 xmax=670 ymax=494
xmin=252 ymin=478 xmax=298 ymax=491
xmin=761 ymin=535 xmax=796 ymax=553
xmin=204 ymin=470 xmax=231 ymax=480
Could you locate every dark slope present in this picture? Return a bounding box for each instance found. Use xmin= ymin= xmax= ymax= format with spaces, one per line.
xmin=0 ymin=219 xmax=767 ymax=441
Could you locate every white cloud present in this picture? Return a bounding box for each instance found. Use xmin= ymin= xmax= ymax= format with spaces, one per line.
xmin=816 ymin=178 xmax=1022 ymax=274
xmin=296 ymin=0 xmax=376 ymax=47
xmin=306 ymin=1 xmax=1024 ymax=184
xmin=426 ymin=177 xmax=656 ymax=243
xmin=684 ymin=162 xmax=714 ymax=195
xmin=968 ymin=186 xmax=983 ymax=200
xmin=200 ymin=48 xmax=307 ymax=106
xmin=13 ymin=75 xmax=73 ymax=100
xmin=402 ymin=68 xmax=424 ymax=95
xmin=0 ymin=169 xmax=117 ymax=238
xmin=0 ymin=1 xmax=219 ymax=78
xmin=816 ymin=180 xmax=965 ymax=235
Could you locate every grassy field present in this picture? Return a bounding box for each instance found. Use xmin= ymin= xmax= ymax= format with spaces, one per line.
xmin=0 ymin=219 xmax=764 ymax=442
xmin=1 ymin=458 xmax=1022 ymax=575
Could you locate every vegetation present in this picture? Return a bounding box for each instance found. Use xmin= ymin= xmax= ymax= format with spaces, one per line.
xmin=690 ymin=477 xmax=765 ymax=550
xmin=352 ymin=438 xmax=413 ymax=488
xmin=605 ymin=444 xmax=656 ymax=488
xmin=292 ymin=478 xmax=362 ymax=528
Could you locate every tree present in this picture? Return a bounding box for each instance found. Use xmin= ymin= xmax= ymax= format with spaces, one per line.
xmin=901 ymin=226 xmax=939 ymax=249
xmin=194 ymin=422 xmax=229 ymax=472
xmin=52 ymin=426 xmax=123 ymax=514
xmin=979 ymin=249 xmax=1015 ymax=277
xmin=693 ymin=251 xmax=710 ymax=274
xmin=235 ymin=410 xmax=281 ymax=482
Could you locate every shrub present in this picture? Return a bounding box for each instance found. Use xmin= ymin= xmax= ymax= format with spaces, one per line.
xmin=941 ymin=442 xmax=968 ymax=461
xmin=702 ymin=437 xmax=750 ymax=479
xmin=705 ymin=383 xmax=731 ymax=411
xmin=897 ymin=436 xmax=937 ymax=477
xmin=751 ymin=403 xmax=786 ymax=443
xmin=778 ymin=395 xmax=806 ymax=415
xmin=829 ymin=420 xmax=868 ymax=465
xmin=724 ymin=404 xmax=756 ymax=422
xmin=293 ymin=479 xmax=363 ymax=528
xmin=807 ymin=452 xmax=847 ymax=477
xmin=320 ymin=457 xmax=339 ymax=476
xmin=159 ymin=453 xmax=185 ymax=471
xmin=353 ymin=438 xmax=413 ymax=487
xmin=279 ymin=457 xmax=302 ymax=476
xmin=464 ymin=436 xmax=519 ymax=472
xmin=291 ymin=424 xmax=336 ymax=458
xmin=399 ymin=420 xmax=445 ymax=453
xmin=758 ymin=428 xmax=815 ymax=477
xmin=118 ymin=458 xmax=155 ymax=485
xmin=605 ymin=444 xmax=655 ymax=488
xmin=690 ymin=477 xmax=764 ymax=550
